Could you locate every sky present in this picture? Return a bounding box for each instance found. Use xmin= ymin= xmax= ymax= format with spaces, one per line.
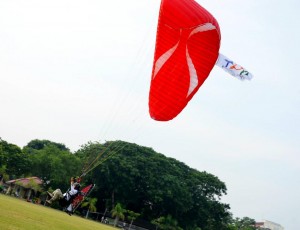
xmin=0 ymin=0 xmax=299 ymax=229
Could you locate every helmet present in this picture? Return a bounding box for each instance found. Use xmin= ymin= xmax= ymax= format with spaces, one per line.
xmin=73 ymin=176 xmax=81 ymax=183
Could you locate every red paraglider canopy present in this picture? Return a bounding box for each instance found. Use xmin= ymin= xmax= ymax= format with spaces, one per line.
xmin=149 ymin=0 xmax=221 ymax=121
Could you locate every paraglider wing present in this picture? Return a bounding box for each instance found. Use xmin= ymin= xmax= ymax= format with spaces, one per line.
xmin=149 ymin=0 xmax=221 ymax=121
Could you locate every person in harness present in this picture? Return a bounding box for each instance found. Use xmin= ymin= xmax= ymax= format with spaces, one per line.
xmin=46 ymin=177 xmax=81 ymax=214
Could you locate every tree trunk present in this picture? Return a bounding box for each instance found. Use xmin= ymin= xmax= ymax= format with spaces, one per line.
xmin=111 ymin=190 xmax=115 ymax=209
xmin=114 ymin=216 xmax=119 ymax=227
xmin=129 ymin=220 xmax=133 ymax=230
xmin=27 ymin=189 xmax=32 ymax=200
xmin=85 ymin=209 xmax=89 ymax=219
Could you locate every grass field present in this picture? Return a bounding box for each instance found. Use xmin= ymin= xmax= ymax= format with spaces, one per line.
xmin=0 ymin=194 xmax=116 ymax=230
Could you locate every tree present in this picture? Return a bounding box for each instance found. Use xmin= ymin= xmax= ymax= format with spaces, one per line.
xmin=111 ymin=203 xmax=126 ymax=227
xmin=229 ymin=217 xmax=256 ymax=230
xmin=24 ymin=141 xmax=81 ymax=190
xmin=24 ymin=139 xmax=69 ymax=152
xmin=0 ymin=138 xmax=30 ymax=177
xmin=75 ymin=140 xmax=231 ymax=229
xmin=151 ymin=214 xmax=183 ymax=230
xmin=127 ymin=210 xmax=140 ymax=230
xmin=81 ymin=197 xmax=97 ymax=219
xmin=0 ymin=165 xmax=9 ymax=183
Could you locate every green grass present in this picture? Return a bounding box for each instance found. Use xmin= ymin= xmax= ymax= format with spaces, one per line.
xmin=0 ymin=194 xmax=116 ymax=230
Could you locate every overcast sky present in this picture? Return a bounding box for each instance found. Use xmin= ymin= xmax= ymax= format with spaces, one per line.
xmin=0 ymin=0 xmax=299 ymax=229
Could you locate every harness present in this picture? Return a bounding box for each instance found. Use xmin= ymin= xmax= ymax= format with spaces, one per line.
xmin=59 ymin=188 xmax=80 ymax=208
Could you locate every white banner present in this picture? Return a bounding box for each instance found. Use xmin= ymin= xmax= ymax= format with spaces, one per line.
xmin=216 ymin=53 xmax=253 ymax=81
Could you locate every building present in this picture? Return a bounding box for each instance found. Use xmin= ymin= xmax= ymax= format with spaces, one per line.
xmin=5 ymin=176 xmax=43 ymax=201
xmin=256 ymin=220 xmax=284 ymax=230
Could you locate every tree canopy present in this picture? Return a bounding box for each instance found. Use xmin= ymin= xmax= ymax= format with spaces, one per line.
xmin=75 ymin=141 xmax=231 ymax=229
xmin=23 ymin=140 xmax=81 ymax=190
xmin=0 ymin=138 xmax=30 ymax=177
